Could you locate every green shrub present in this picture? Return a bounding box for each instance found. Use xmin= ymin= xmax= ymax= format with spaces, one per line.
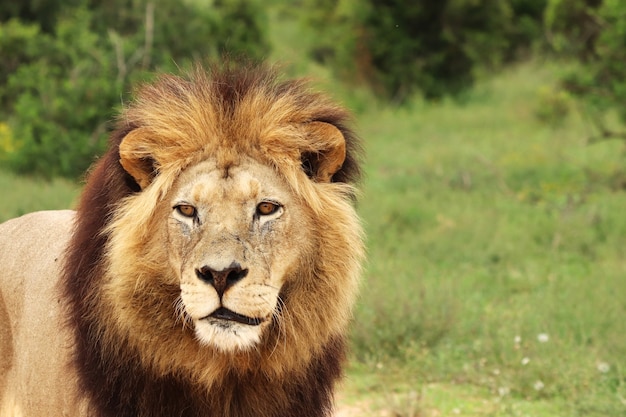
xmin=534 ymin=85 xmax=573 ymax=126
xmin=554 ymin=0 xmax=626 ymax=132
xmin=304 ymin=0 xmax=551 ymax=104
xmin=0 ymin=0 xmax=80 ymax=33
xmin=1 ymin=9 xmax=119 ymax=177
xmin=0 ymin=0 xmax=270 ymax=178
xmin=544 ymin=0 xmax=602 ymax=58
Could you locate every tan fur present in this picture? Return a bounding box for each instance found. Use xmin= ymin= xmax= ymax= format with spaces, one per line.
xmin=0 ymin=211 xmax=88 ymax=416
xmin=101 ymin=156 xmax=360 ymax=380
xmin=0 ymin=64 xmax=364 ymax=417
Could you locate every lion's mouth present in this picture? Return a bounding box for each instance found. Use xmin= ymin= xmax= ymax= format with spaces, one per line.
xmin=205 ymin=307 xmax=263 ymax=326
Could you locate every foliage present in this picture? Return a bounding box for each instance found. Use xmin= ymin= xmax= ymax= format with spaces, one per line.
xmin=0 ymin=0 xmax=269 ymax=178
xmin=534 ymin=85 xmax=573 ymax=126
xmin=303 ymin=0 xmax=552 ymax=103
xmin=544 ymin=0 xmax=602 ymax=58
xmin=0 ymin=0 xmax=80 ymax=33
xmin=1 ymin=10 xmax=119 ymax=177
xmin=0 ymin=123 xmax=13 ymax=154
xmin=552 ymin=0 xmax=626 ymax=134
xmin=508 ymin=0 xmax=550 ymax=54
xmin=299 ymin=0 xmax=625 ymax=109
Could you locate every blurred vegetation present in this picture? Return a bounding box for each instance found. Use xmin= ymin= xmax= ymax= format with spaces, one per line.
xmin=1 ymin=0 xmax=626 ymax=177
xmin=302 ymin=0 xmax=546 ymax=102
xmin=0 ymin=0 xmax=269 ymax=177
xmin=554 ymin=0 xmax=626 ymax=138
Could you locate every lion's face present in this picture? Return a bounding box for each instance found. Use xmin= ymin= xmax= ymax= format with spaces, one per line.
xmin=167 ymin=158 xmax=313 ymax=351
xmin=100 ymin=67 xmax=363 ymax=379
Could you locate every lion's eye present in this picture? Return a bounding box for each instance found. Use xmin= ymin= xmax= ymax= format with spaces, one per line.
xmin=175 ymin=204 xmax=197 ymax=218
xmin=256 ymin=201 xmax=280 ymax=216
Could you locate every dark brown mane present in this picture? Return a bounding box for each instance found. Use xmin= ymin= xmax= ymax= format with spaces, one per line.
xmin=61 ymin=63 xmax=361 ymax=417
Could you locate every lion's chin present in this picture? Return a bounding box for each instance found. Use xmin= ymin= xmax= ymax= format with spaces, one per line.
xmin=193 ymin=315 xmax=264 ymax=352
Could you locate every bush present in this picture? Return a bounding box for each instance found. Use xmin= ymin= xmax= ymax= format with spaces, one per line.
xmin=0 ymin=0 xmax=270 ymax=178
xmin=544 ymin=0 xmax=602 ymax=59
xmin=553 ymin=0 xmax=626 ymax=133
xmin=1 ymin=8 xmax=125 ymax=177
xmin=305 ymin=0 xmax=552 ymax=104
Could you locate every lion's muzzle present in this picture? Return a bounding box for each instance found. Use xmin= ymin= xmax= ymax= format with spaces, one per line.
xmin=195 ymin=263 xmax=248 ymax=298
xmin=194 ymin=262 xmax=266 ymax=329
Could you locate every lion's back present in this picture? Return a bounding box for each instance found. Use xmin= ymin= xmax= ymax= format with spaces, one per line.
xmin=0 ymin=210 xmax=87 ymax=416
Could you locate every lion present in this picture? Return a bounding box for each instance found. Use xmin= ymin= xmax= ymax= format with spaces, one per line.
xmin=0 ymin=63 xmax=364 ymax=417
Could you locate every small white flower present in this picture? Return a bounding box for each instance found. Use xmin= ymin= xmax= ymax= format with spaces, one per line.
xmin=597 ymin=362 xmax=610 ymax=373
xmin=514 ymin=335 xmax=522 ymax=344
xmin=533 ymin=380 xmax=545 ymax=391
xmin=452 ymin=408 xmax=461 ymax=414
xmin=493 ymin=368 xmax=500 ymax=375
xmin=537 ymin=333 xmax=549 ymax=343
xmin=498 ymin=387 xmax=510 ymax=397
xmin=521 ymin=357 xmax=530 ymax=366
xmin=376 ymin=362 xmax=383 ymax=370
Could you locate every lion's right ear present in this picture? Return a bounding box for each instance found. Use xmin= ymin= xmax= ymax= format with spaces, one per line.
xmin=118 ymin=128 xmax=157 ymax=190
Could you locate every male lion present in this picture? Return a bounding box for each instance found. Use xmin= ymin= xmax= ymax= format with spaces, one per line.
xmin=0 ymin=63 xmax=363 ymax=417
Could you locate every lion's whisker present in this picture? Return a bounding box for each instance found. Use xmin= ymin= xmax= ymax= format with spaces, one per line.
xmin=173 ymin=296 xmax=193 ymax=330
xmin=265 ymin=295 xmax=292 ymax=359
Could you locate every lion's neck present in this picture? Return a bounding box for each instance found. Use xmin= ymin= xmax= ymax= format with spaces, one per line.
xmin=79 ymin=334 xmax=345 ymax=417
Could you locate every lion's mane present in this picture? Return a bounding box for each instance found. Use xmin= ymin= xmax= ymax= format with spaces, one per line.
xmin=61 ymin=63 xmax=363 ymax=417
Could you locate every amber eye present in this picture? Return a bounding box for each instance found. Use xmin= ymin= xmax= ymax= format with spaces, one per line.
xmin=257 ymin=201 xmax=280 ymax=216
xmin=175 ymin=204 xmax=196 ymax=218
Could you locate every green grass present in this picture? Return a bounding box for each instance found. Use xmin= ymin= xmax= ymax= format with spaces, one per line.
xmin=348 ymin=62 xmax=626 ymax=416
xmin=0 ymin=171 xmax=80 ymax=223
xmin=1 ymin=62 xmax=625 ymax=416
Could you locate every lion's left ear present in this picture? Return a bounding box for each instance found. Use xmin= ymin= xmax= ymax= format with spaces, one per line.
xmin=118 ymin=128 xmax=158 ymax=190
xmin=300 ymin=121 xmax=346 ymax=183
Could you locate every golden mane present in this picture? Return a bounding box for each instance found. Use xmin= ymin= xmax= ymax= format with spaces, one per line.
xmin=60 ymin=62 xmax=364 ymax=417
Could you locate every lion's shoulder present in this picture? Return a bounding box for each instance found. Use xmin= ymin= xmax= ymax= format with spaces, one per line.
xmin=0 ymin=210 xmax=83 ymax=416
xmin=0 ymin=209 xmax=75 ymax=303
xmin=0 ymin=209 xmax=75 ymax=261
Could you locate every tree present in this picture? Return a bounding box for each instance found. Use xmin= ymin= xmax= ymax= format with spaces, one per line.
xmin=548 ymin=0 xmax=626 ymax=138
xmin=305 ymin=0 xmax=548 ymax=104
xmin=0 ymin=0 xmax=270 ymax=177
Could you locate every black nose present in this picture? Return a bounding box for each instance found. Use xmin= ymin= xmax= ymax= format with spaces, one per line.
xmin=196 ymin=263 xmax=248 ymax=297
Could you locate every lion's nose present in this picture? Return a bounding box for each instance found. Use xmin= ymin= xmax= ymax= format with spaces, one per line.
xmin=196 ymin=263 xmax=248 ymax=297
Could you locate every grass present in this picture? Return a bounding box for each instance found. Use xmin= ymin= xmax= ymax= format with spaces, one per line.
xmin=1 ymin=62 xmax=625 ymax=416
xmin=346 ymin=61 xmax=626 ymax=416
xmin=0 ymin=170 xmax=80 ymax=223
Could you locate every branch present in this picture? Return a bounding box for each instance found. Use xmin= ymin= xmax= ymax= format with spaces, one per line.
xmin=142 ymin=2 xmax=155 ymax=70
xmin=108 ymin=29 xmax=127 ymax=84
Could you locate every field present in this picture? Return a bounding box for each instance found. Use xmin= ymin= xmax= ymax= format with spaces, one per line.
xmin=1 ymin=62 xmax=625 ymax=416
xmin=345 ymin=62 xmax=626 ymax=416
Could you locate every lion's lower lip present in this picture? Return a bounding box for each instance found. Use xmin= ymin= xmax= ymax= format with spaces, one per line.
xmin=206 ymin=307 xmax=263 ymax=326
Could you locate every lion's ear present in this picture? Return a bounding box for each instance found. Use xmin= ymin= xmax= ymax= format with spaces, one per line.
xmin=119 ymin=128 xmax=157 ymax=189
xmin=301 ymin=121 xmax=346 ymax=183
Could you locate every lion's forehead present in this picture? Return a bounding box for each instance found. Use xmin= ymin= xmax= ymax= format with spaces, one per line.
xmin=188 ymin=171 xmax=260 ymax=204
xmin=174 ymin=158 xmax=290 ymax=205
